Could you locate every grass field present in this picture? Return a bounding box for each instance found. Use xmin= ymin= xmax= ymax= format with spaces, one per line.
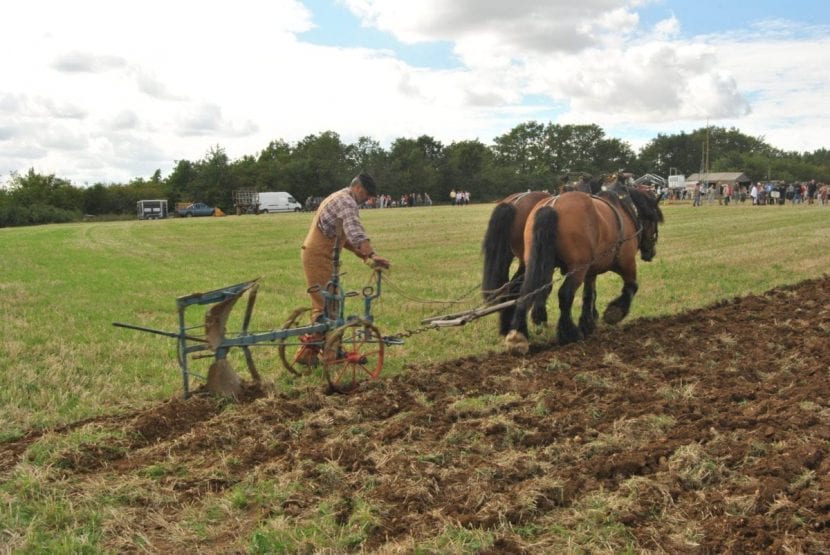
xmin=1 ymin=201 xmax=828 ymax=437
xmin=1 ymin=199 xmax=830 ymax=553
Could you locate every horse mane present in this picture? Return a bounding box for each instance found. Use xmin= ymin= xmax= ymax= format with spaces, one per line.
xmin=628 ymin=187 xmax=664 ymax=224
xmin=561 ymin=174 xmax=604 ymax=194
xmin=584 ymin=175 xmax=604 ymax=194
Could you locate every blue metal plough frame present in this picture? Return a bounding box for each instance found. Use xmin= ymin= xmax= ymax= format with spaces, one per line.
xmin=114 ymin=243 xmax=402 ymax=396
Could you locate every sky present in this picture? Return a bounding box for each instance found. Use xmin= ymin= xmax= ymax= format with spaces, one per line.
xmin=1 ymin=0 xmax=828 ymax=186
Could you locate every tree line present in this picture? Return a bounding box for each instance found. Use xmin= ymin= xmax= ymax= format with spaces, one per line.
xmin=1 ymin=122 xmax=828 ymax=227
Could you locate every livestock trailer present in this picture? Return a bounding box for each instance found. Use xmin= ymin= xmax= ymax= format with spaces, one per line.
xmin=137 ymin=199 xmax=169 ymax=220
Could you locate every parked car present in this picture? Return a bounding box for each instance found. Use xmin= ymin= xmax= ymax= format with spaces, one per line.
xmin=176 ymin=202 xmax=215 ymax=217
xmin=258 ymin=192 xmax=302 ymax=213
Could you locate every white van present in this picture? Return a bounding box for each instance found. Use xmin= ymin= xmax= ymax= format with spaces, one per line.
xmin=258 ymin=192 xmax=302 ymax=213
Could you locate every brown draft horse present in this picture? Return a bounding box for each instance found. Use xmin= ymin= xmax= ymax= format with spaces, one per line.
xmin=482 ymin=190 xmax=553 ymax=335
xmin=504 ymin=175 xmax=664 ymax=354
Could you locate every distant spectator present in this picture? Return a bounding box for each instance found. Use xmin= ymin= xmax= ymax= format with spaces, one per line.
xmin=706 ymin=184 xmax=715 ymax=205
xmin=808 ymin=180 xmax=817 ymax=205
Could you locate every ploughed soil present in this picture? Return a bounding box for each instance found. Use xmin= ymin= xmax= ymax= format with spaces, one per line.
xmin=2 ymin=277 xmax=830 ymax=553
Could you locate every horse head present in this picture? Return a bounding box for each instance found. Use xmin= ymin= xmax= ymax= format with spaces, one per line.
xmin=628 ymin=187 xmax=664 ymax=261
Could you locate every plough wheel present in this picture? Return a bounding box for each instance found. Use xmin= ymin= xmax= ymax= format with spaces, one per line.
xmin=278 ymin=307 xmax=316 ymax=376
xmin=323 ymin=319 xmax=384 ymax=393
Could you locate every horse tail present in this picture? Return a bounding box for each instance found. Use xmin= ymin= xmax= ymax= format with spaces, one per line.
xmin=482 ymin=202 xmax=517 ymax=301
xmin=522 ymin=206 xmax=559 ymax=306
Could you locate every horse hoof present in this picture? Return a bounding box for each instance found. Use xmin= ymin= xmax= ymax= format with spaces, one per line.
xmin=504 ymin=331 xmax=529 ymax=355
xmin=603 ymin=306 xmax=624 ymax=325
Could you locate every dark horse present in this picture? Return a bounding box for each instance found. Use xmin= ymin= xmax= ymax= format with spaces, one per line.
xmin=504 ymin=175 xmax=664 ymax=354
xmin=482 ymin=190 xmax=553 ymax=335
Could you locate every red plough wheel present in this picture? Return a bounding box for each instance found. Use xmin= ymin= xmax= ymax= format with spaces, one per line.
xmin=323 ymin=320 xmax=384 ymax=393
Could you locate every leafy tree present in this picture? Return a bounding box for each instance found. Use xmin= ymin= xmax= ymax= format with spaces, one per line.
xmin=284 ymin=131 xmax=350 ymax=200
xmin=637 ymin=131 xmax=702 ymax=177
xmin=440 ymin=140 xmax=500 ymax=200
xmin=544 ymin=123 xmax=635 ymax=177
xmin=7 ymin=169 xmax=83 ymax=212
xmin=346 ymin=136 xmax=385 ymax=174
xmin=255 ymin=140 xmax=292 ymax=191
xmin=492 ymin=121 xmax=547 ymax=179
xmin=638 ymin=126 xmax=774 ymax=178
xmin=230 ymin=155 xmax=258 ymax=192
xmin=385 ymin=136 xmax=443 ymax=199
xmin=194 ymin=145 xmax=234 ymax=209
xmin=166 ymin=159 xmax=198 ymax=206
xmin=6 ymin=121 xmax=830 ymax=228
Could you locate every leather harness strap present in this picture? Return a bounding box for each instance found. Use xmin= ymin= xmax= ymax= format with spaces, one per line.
xmin=509 ymin=190 xmax=548 ymax=205
xmin=535 ymin=190 xmax=641 ymax=259
xmin=537 ymin=195 xmax=560 ymax=209
xmin=592 ymin=194 xmax=626 ymax=245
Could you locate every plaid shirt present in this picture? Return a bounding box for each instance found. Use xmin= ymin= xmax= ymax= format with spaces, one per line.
xmin=316 ymin=188 xmax=369 ymax=246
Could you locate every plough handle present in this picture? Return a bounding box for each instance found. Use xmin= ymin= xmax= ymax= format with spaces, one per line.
xmin=112 ymin=322 xmax=208 ymax=343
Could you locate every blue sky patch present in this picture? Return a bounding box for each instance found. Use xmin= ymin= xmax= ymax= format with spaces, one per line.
xmin=300 ymin=0 xmax=461 ymax=69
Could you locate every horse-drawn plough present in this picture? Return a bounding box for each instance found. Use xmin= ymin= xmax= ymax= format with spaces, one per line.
xmin=114 ymin=243 xmax=404 ymax=397
xmin=115 ymin=174 xmax=663 ymax=397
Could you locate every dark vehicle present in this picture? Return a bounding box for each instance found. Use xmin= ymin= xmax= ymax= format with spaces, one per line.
xmin=232 ymin=188 xmax=260 ymax=215
xmin=175 ymin=202 xmax=215 ymax=217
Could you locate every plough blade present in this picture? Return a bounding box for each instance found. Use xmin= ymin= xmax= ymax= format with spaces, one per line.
xmin=204 ymin=294 xmax=242 ymax=350
xmin=207 ymin=359 xmax=241 ymax=397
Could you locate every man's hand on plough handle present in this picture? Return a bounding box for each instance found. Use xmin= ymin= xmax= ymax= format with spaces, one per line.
xmin=365 ymin=253 xmax=390 ymax=270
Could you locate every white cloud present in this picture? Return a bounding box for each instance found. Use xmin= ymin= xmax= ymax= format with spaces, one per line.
xmin=104 ymin=110 xmax=139 ymax=132
xmin=653 ymin=16 xmax=680 ymax=38
xmin=0 ymin=0 xmax=827 ymax=184
xmin=177 ymin=103 xmax=259 ymax=137
xmin=50 ymin=51 xmax=127 ymax=73
xmin=343 ymin=0 xmax=639 ymax=54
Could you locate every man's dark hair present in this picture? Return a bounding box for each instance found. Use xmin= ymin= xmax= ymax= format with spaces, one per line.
xmin=355 ymin=173 xmax=378 ymax=196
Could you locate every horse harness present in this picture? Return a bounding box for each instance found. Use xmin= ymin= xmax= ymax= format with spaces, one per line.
xmin=509 ymin=190 xmax=545 ymax=205
xmin=538 ymin=189 xmax=640 ymax=259
xmin=599 ymin=185 xmax=643 ymax=240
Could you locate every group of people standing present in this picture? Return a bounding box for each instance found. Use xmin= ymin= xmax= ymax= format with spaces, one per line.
xmin=782 ymin=180 xmax=828 ymax=205
xmin=374 ymin=193 xmax=432 ymax=208
xmin=450 ymin=190 xmax=471 ymax=205
xmin=690 ymin=180 xmax=828 ymax=207
xmin=751 ymin=180 xmax=828 ymax=206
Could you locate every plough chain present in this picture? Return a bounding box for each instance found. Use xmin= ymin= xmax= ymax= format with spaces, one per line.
xmin=386 ymin=323 xmax=439 ymax=340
